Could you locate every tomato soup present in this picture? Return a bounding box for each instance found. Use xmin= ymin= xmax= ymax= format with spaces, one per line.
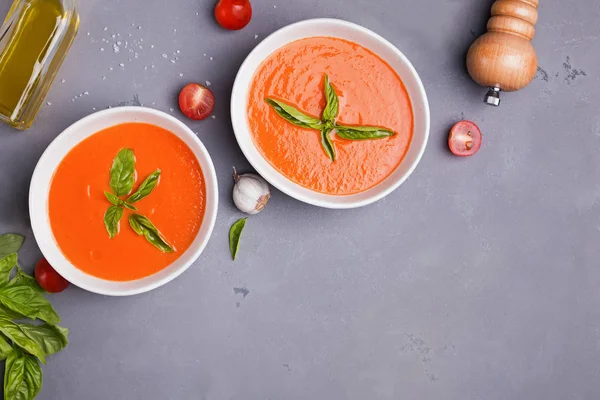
xmin=247 ymin=37 xmax=414 ymax=195
xmin=48 ymin=123 xmax=205 ymax=281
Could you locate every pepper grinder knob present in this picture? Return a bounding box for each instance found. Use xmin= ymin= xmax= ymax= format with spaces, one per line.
xmin=466 ymin=0 xmax=539 ymax=106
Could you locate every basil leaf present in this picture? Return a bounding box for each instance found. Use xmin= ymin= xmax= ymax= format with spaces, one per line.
xmin=0 ymin=334 xmax=13 ymax=360
xmin=20 ymin=323 xmax=68 ymax=357
xmin=109 ymin=148 xmax=136 ymax=196
xmin=0 ymin=317 xmax=46 ymax=363
xmin=104 ymin=205 xmax=124 ymax=239
xmin=320 ymin=129 xmax=336 ymax=162
xmin=0 ymin=234 xmax=24 ymax=260
xmin=265 ymin=98 xmax=322 ymax=129
xmin=128 ymin=215 xmax=144 ymax=236
xmin=129 ymin=214 xmax=174 ymax=253
xmin=122 ymin=202 xmax=138 ymax=211
xmin=103 ymin=191 xmax=121 ymax=206
xmin=322 ymin=74 xmax=339 ymax=122
xmin=127 ymin=169 xmax=161 ymax=203
xmin=229 ymin=218 xmax=247 ymax=261
xmin=0 ymin=253 xmax=17 ymax=285
xmin=0 ymin=285 xmax=60 ymax=324
xmin=335 ymin=125 xmax=395 ymax=140
xmin=4 ymin=349 xmax=42 ymax=400
xmin=8 ymin=270 xmax=43 ymax=293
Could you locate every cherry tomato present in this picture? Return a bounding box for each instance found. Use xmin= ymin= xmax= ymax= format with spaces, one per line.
xmin=448 ymin=120 xmax=482 ymax=157
xmin=35 ymin=258 xmax=69 ymax=293
xmin=178 ymin=83 xmax=215 ymax=120
xmin=214 ymin=0 xmax=252 ymax=31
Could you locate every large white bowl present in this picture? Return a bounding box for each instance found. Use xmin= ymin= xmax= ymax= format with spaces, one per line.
xmin=29 ymin=107 xmax=219 ymax=296
xmin=231 ymin=18 xmax=430 ymax=209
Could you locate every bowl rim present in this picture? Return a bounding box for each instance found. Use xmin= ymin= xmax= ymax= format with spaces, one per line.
xmin=230 ymin=18 xmax=430 ymax=209
xmin=28 ymin=106 xmax=219 ymax=296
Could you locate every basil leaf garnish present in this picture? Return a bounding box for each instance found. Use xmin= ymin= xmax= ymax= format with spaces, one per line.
xmin=104 ymin=205 xmax=123 ymax=239
xmin=265 ymin=98 xmax=322 ymax=129
xmin=0 ymin=254 xmax=17 ymax=286
xmin=0 ymin=285 xmax=60 ymax=324
xmin=103 ymin=191 xmax=121 ymax=206
xmin=335 ymin=125 xmax=395 ymax=140
xmin=128 ymin=214 xmax=174 ymax=253
xmin=0 ymin=316 xmax=46 ymax=364
xmin=4 ymin=349 xmax=42 ymax=399
xmin=122 ymin=202 xmax=138 ymax=211
xmin=320 ymin=129 xmax=336 ymax=161
xmin=322 ymin=74 xmax=339 ymax=122
xmin=0 ymin=234 xmax=24 ymax=260
xmin=19 ymin=323 xmax=68 ymax=357
xmin=127 ymin=169 xmax=161 ymax=203
xmin=0 ymin=334 xmax=12 ymax=361
xmin=229 ymin=218 xmax=247 ymax=260
xmin=109 ymin=148 xmax=136 ymax=196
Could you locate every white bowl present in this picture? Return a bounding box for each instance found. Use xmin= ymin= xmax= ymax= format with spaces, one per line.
xmin=29 ymin=107 xmax=219 ymax=296
xmin=231 ymin=18 xmax=430 ymax=209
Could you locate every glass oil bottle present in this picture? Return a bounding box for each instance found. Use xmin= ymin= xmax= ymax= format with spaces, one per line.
xmin=0 ymin=0 xmax=79 ymax=130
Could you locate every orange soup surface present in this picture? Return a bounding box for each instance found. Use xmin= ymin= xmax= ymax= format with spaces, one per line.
xmin=49 ymin=122 xmax=206 ymax=281
xmin=247 ymin=36 xmax=414 ymax=195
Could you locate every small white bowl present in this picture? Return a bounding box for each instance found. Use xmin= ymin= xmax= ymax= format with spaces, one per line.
xmin=231 ymin=18 xmax=430 ymax=209
xmin=29 ymin=107 xmax=219 ymax=296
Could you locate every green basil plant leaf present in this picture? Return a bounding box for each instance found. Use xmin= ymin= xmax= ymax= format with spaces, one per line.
xmin=0 ymin=334 xmax=13 ymax=361
xmin=335 ymin=125 xmax=396 ymax=140
xmin=0 ymin=285 xmax=60 ymax=324
xmin=19 ymin=323 xmax=68 ymax=357
xmin=0 ymin=316 xmax=46 ymax=364
xmin=322 ymin=74 xmax=339 ymax=122
xmin=229 ymin=218 xmax=247 ymax=261
xmin=104 ymin=205 xmax=124 ymax=239
xmin=4 ymin=349 xmax=42 ymax=400
xmin=128 ymin=214 xmax=174 ymax=253
xmin=0 ymin=234 xmax=24 ymax=260
xmin=320 ymin=129 xmax=336 ymax=162
xmin=0 ymin=253 xmax=17 ymax=285
xmin=127 ymin=169 xmax=161 ymax=203
xmin=265 ymin=98 xmax=322 ymax=130
xmin=109 ymin=148 xmax=136 ymax=196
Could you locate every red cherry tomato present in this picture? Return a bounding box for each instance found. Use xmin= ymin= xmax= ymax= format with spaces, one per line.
xmin=35 ymin=258 xmax=69 ymax=293
xmin=448 ymin=120 xmax=482 ymax=156
xmin=178 ymin=83 xmax=215 ymax=121
xmin=214 ymin=0 xmax=252 ymax=31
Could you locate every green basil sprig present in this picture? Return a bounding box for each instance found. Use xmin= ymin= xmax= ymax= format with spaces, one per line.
xmin=4 ymin=349 xmax=42 ymax=400
xmin=127 ymin=169 xmax=161 ymax=203
xmin=0 ymin=233 xmax=68 ymax=399
xmin=229 ymin=218 xmax=247 ymax=260
xmin=109 ymin=148 xmax=136 ymax=196
xmin=102 ymin=151 xmax=171 ymax=252
xmin=265 ymin=74 xmax=397 ymax=161
xmin=129 ymin=214 xmax=174 ymax=253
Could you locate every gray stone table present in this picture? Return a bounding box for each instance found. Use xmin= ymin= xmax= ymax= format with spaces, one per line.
xmin=1 ymin=0 xmax=599 ymax=399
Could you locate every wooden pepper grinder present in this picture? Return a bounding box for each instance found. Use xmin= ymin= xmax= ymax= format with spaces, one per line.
xmin=466 ymin=0 xmax=539 ymax=106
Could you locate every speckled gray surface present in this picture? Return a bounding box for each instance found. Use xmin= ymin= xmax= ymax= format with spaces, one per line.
xmin=1 ymin=0 xmax=599 ymax=399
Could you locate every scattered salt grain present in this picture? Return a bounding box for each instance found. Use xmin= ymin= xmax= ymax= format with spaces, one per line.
xmin=170 ymin=60 xmax=176 ymax=64
xmin=86 ymin=32 xmax=90 ymax=36
xmin=170 ymin=108 xmax=174 ymax=112
xmin=151 ymin=45 xmax=155 ymax=49
xmin=61 ymin=79 xmax=66 ymax=84
xmin=173 ymin=29 xmax=177 ymax=33
xmin=211 ymin=115 xmax=216 ymax=119
xmin=137 ymin=26 xmax=142 ymax=30
xmin=209 ymin=57 xmax=213 ymax=60
xmin=84 ymin=91 xmax=89 ymax=95
xmin=274 ymin=5 xmax=276 ymax=8
xmin=203 ymin=53 xmax=206 ymax=57
xmin=102 ymin=76 xmax=106 ymax=80
xmin=161 ymin=53 xmax=168 ymax=58
xmin=112 ymin=34 xmax=116 ymax=39
xmin=179 ymin=73 xmax=183 ymax=77
xmin=205 ymin=81 xmax=211 ymax=86
xmin=93 ymin=107 xmax=96 ymax=111
xmin=113 ymin=44 xmax=120 ymax=53
xmin=104 ymin=26 xmax=108 ymax=31
xmin=144 ymin=66 xmax=148 ymax=70
xmin=176 ymin=50 xmax=180 ymax=54
xmin=100 ymin=47 xmax=104 ymax=51
xmin=109 ymin=67 xmax=113 ymax=71
xmin=119 ymin=63 xmax=125 ymax=67
xmin=46 ymin=102 xmax=52 ymax=106
xmin=254 ymin=34 xmax=259 ymax=39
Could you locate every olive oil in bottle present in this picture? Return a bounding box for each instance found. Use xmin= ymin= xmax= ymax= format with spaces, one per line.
xmin=0 ymin=0 xmax=79 ymax=130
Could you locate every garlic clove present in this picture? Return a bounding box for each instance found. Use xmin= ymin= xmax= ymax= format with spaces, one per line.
xmin=232 ymin=167 xmax=271 ymax=214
